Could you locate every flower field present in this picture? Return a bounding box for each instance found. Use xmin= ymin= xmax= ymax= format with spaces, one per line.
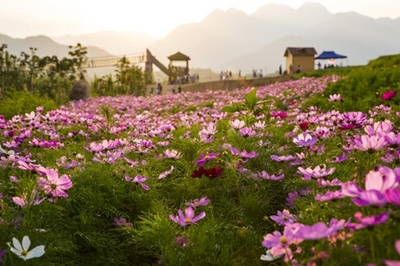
xmin=0 ymin=73 xmax=399 ymax=265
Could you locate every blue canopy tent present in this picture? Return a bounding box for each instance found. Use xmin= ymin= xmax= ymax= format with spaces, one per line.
xmin=315 ymin=51 xmax=348 ymax=68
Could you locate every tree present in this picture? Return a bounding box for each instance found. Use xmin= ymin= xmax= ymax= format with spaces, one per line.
xmin=115 ymin=57 xmax=150 ymax=96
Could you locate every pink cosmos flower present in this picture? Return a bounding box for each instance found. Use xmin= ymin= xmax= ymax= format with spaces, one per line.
xmin=327 ymin=153 xmax=347 ymax=163
xmin=364 ymin=120 xmax=393 ymax=136
xmin=112 ymin=217 xmax=133 ymax=228
xmin=37 ymin=169 xmax=73 ymax=198
xmin=124 ymin=174 xmax=150 ymax=190
xmin=258 ymin=171 xmax=285 ymax=180
xmin=338 ymin=111 xmax=366 ymax=130
xmin=17 ymin=161 xmax=47 ymax=175
xmin=229 ymin=119 xmax=245 ymax=129
xmin=13 ymin=190 xmax=45 ymax=208
xmin=229 ymin=147 xmax=258 ymax=162
xmin=196 ymin=152 xmax=220 ymax=166
xmin=315 ymin=190 xmax=345 ymax=201
xmin=294 ymin=218 xmax=349 ymax=240
xmin=270 ymin=209 xmax=297 ymax=225
xmin=164 ymin=149 xmax=181 ymax=159
xmin=385 ymin=188 xmax=400 ymax=205
xmin=270 ymin=154 xmax=296 ymax=162
xmin=293 ymin=133 xmax=318 ymax=147
xmin=353 ymin=135 xmax=386 ymax=152
xmin=348 ymin=166 xmax=397 ymax=206
xmin=384 ymin=132 xmax=400 ymax=147
xmin=185 ymin=196 xmax=210 ymax=208
xmin=239 ymin=127 xmax=257 ymax=138
xmin=328 ymin=94 xmax=343 ymax=102
xmin=271 ymin=111 xmax=288 ymax=119
xmin=158 ymin=166 xmax=174 ymax=179
xmin=346 ymin=211 xmax=390 ymax=230
xmin=262 ymin=224 xmax=303 ymax=262
xmin=297 ymin=164 xmax=335 ymax=179
xmin=169 ymin=207 xmax=206 ymax=226
xmin=317 ymin=178 xmax=343 ymax=187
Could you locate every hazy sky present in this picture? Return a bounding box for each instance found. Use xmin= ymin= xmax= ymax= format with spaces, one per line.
xmin=1 ymin=0 xmax=400 ymax=38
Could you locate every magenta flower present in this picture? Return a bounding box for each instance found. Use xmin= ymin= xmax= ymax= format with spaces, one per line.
xmin=158 ymin=166 xmax=174 ymax=179
xmin=364 ymin=120 xmax=393 ymax=136
xmin=262 ymin=224 xmax=303 ymax=262
xmin=270 ymin=154 xmax=296 ymax=162
xmin=384 ymin=132 xmax=400 ymax=147
xmin=353 ymin=135 xmax=386 ymax=152
xmin=297 ymin=164 xmax=335 ymax=179
xmin=384 ymin=240 xmax=400 ymax=266
xmin=346 ymin=211 xmax=390 ymax=230
xmin=174 ymin=236 xmax=187 ymax=247
xmin=317 ymin=178 xmax=343 ymax=187
xmin=112 ymin=218 xmax=133 ymax=228
xmin=13 ymin=190 xmax=45 ymax=208
xmin=270 ymin=209 xmax=297 ymax=226
xmin=381 ymin=90 xmax=397 ymax=100
xmin=229 ymin=147 xmax=258 ymax=161
xmin=164 ymin=149 xmax=181 ymax=159
xmin=239 ymin=127 xmax=257 ymax=138
xmin=169 ymin=207 xmax=206 ymax=226
xmin=293 ymin=133 xmax=318 ymax=147
xmin=185 ymin=196 xmax=210 ymax=208
xmin=258 ymin=170 xmax=285 ymax=180
xmin=328 ymin=153 xmax=348 ymax=163
xmin=38 ymin=169 xmax=73 ymax=198
xmin=195 ymin=152 xmax=220 ymax=166
xmin=229 ymin=119 xmax=245 ymax=129
xmin=17 ymin=161 xmax=47 ymax=175
xmin=315 ymin=190 xmax=345 ymax=201
xmin=338 ymin=111 xmax=366 ymax=130
xmin=342 ymin=166 xmax=397 ymax=207
xmin=0 ymin=248 xmax=7 ymax=264
xmin=125 ymin=174 xmax=150 ymax=190
xmin=294 ymin=218 xmax=349 ymax=240
xmin=328 ymin=94 xmax=343 ymax=102
xmin=286 ymin=191 xmax=300 ymax=207
xmin=385 ymin=188 xmax=400 ymax=205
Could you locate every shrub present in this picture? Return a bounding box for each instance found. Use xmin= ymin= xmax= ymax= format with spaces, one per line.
xmin=0 ymin=87 xmax=57 ymax=119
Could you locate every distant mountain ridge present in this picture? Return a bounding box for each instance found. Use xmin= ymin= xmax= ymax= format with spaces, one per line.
xmin=0 ymin=34 xmax=111 ymax=59
xmin=1 ymin=2 xmax=400 ymax=77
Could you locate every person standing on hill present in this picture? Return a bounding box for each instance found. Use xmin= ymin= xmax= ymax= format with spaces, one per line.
xmin=279 ymin=65 xmax=282 ymax=75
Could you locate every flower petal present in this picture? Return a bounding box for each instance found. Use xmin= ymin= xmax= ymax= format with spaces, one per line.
xmin=25 ymin=245 xmax=45 ymax=259
xmin=12 ymin=237 xmax=22 ymax=252
xmin=22 ymin=236 xmax=31 ymax=251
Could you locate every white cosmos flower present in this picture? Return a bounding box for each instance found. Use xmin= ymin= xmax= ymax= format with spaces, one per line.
xmin=260 ymin=249 xmax=282 ymax=261
xmin=8 ymin=236 xmax=45 ymax=260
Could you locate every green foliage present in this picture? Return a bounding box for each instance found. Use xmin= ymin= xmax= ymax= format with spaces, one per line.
xmin=303 ymin=55 xmax=400 ymax=112
xmin=0 ymin=87 xmax=57 ymax=119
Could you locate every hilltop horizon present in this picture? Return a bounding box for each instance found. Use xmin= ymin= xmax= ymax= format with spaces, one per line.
xmin=1 ymin=1 xmax=400 ymax=39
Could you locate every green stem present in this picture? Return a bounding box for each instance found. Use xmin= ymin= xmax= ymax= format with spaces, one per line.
xmin=369 ymin=232 xmax=375 ymax=263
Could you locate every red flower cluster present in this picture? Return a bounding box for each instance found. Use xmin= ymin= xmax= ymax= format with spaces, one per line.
xmin=191 ymin=167 xmax=224 ymax=179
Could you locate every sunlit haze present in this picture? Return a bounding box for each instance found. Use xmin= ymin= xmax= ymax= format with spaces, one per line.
xmin=1 ymin=0 xmax=400 ymax=38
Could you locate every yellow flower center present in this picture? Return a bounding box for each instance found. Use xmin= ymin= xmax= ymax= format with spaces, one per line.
xmin=283 ymin=216 xmax=288 ymax=220
xmin=184 ymin=218 xmax=192 ymax=224
xmin=279 ymin=237 xmax=288 ymax=244
xmin=21 ymin=250 xmax=28 ymax=256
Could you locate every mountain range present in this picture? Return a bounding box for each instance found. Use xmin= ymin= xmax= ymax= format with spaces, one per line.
xmin=1 ymin=2 xmax=400 ymax=77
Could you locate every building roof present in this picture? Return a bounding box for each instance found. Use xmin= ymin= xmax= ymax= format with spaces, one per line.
xmin=284 ymin=47 xmax=317 ymax=57
xmin=168 ymin=51 xmax=190 ymax=61
xmin=315 ymin=51 xmax=347 ymax=59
